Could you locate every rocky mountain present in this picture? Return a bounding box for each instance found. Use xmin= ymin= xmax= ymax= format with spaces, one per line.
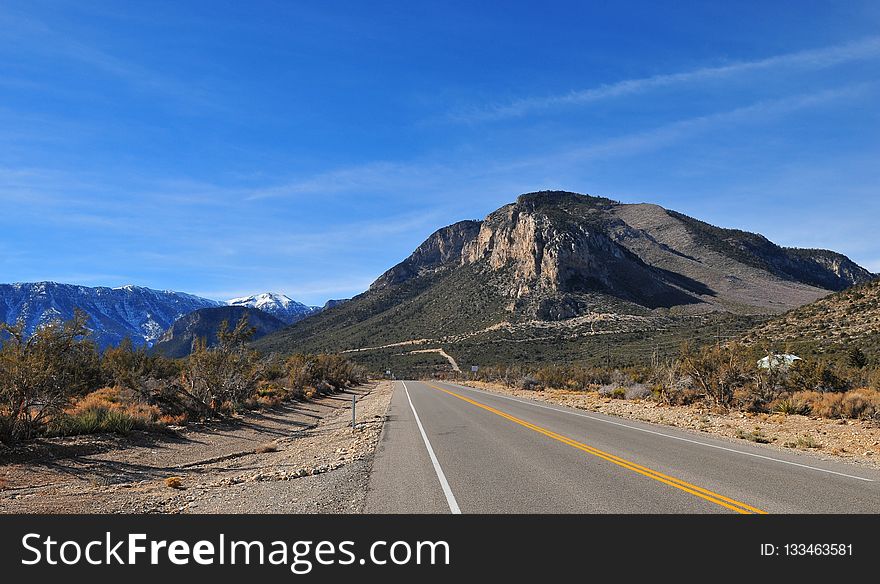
xmin=254 ymin=191 xmax=873 ymax=372
xmin=227 ymin=292 xmax=318 ymax=324
xmin=741 ymin=277 xmax=880 ymax=361
xmin=0 ymin=282 xmax=220 ymax=349
xmin=151 ymin=306 xmax=286 ymax=358
xmin=321 ymin=298 xmax=349 ymax=311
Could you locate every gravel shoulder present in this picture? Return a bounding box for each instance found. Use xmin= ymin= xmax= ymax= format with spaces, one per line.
xmin=0 ymin=380 xmax=393 ymax=514
xmin=458 ymin=381 xmax=880 ymax=470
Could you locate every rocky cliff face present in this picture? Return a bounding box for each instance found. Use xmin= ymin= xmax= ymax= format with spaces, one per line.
xmin=370 ymin=220 xmax=481 ymax=289
xmin=459 ymin=194 xmax=698 ymax=313
xmin=367 ymin=191 xmax=872 ymax=318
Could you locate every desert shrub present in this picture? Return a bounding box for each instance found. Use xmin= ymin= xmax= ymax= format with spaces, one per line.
xmin=286 ymin=353 xmax=365 ymax=394
xmin=158 ymin=412 xmax=188 ymax=426
xmin=608 ymin=369 xmax=630 ymax=388
xmin=518 ymin=376 xmax=541 ymax=390
xmin=840 ymin=389 xmax=880 ymax=419
xmin=164 ymin=476 xmax=183 ymax=489
xmin=868 ymin=368 xmax=880 ymax=391
xmin=769 ymin=396 xmax=811 ymax=415
xmin=795 ymin=435 xmax=821 ymax=449
xmin=743 ymin=364 xmax=788 ymax=412
xmin=847 ymin=347 xmax=869 ymax=369
xmin=610 ymin=388 xmax=627 ymax=399
xmin=682 ymin=343 xmax=752 ymax=409
xmin=784 ymin=359 xmax=849 ymax=393
xmin=650 ymin=360 xmax=699 ymax=405
xmin=249 ymin=381 xmax=290 ymax=408
xmin=735 ymin=429 xmax=772 ymax=443
xmin=624 ymin=384 xmax=651 ymax=400
xmin=0 ymin=310 xmax=103 ymax=442
xmin=102 ymin=338 xmax=181 ymax=391
xmin=255 ymin=442 xmax=279 ymax=454
xmin=183 ymin=315 xmax=266 ymax=412
xmin=791 ymin=389 xmax=880 ymax=419
xmin=50 ymin=386 xmax=160 ymax=437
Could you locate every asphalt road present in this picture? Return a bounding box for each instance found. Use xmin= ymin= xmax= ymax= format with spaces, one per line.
xmin=364 ymin=380 xmax=880 ymax=513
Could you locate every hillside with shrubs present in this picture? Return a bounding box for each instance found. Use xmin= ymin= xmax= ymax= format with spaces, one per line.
xmin=464 ymin=340 xmax=880 ymax=422
xmin=742 ymin=277 xmax=880 ymax=361
xmin=0 ymin=310 xmax=366 ymax=444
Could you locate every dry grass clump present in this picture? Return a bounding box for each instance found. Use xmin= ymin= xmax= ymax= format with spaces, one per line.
xmin=158 ymin=412 xmax=189 ymax=426
xmin=735 ymin=428 xmax=773 ymax=443
xmin=164 ymin=476 xmax=183 ymax=489
xmin=255 ymin=442 xmax=280 ymax=454
xmin=790 ymin=388 xmax=880 ymax=419
xmin=782 ymin=434 xmax=822 ymax=449
xmin=50 ymin=387 xmax=161 ymax=437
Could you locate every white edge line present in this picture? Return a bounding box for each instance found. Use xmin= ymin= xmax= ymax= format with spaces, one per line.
xmin=401 ymin=381 xmax=462 ymax=513
xmin=442 ymin=382 xmax=874 ymax=483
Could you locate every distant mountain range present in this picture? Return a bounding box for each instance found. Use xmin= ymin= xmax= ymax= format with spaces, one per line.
xmin=0 ymin=282 xmax=324 ymax=350
xmin=0 ymin=283 xmax=220 ymax=349
xmin=254 ymin=190 xmax=875 ymax=373
xmin=151 ymin=306 xmax=287 ymax=358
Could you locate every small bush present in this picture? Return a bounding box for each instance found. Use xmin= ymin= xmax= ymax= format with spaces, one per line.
xmin=735 ymin=429 xmax=772 ymax=444
xmin=255 ymin=442 xmax=279 ymax=454
xmin=796 ymin=435 xmax=821 ymax=449
xmin=792 ymin=388 xmax=880 ymax=419
xmin=49 ymin=387 xmax=160 ymax=437
xmin=164 ymin=476 xmax=183 ymax=489
xmin=518 ymin=376 xmax=541 ymax=390
xmin=610 ymin=388 xmax=627 ymax=399
xmin=158 ymin=413 xmax=188 ymax=426
xmin=770 ymin=396 xmax=811 ymax=416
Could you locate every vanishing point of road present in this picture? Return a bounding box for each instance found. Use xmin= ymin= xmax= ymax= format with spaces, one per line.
xmin=364 ymin=380 xmax=879 ymax=513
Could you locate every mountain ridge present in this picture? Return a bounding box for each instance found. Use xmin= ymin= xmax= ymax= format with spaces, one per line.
xmin=0 ymin=282 xmax=221 ymax=349
xmin=0 ymin=283 xmax=321 ymax=350
xmin=151 ymin=305 xmax=287 ymax=358
xmin=254 ymin=190 xmax=874 ymax=371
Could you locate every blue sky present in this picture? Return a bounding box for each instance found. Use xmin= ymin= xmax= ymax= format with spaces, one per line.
xmin=1 ymin=1 xmax=878 ymax=305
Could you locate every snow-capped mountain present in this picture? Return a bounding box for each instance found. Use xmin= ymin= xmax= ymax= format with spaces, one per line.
xmin=226 ymin=292 xmax=319 ymax=325
xmin=0 ymin=282 xmax=221 ymax=349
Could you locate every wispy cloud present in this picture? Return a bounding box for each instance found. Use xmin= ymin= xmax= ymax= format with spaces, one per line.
xmin=450 ymin=37 xmax=880 ymax=122
xmin=244 ymin=161 xmax=448 ymax=201
xmin=553 ymin=85 xmax=871 ymax=165
xmin=0 ymin=7 xmax=221 ymax=111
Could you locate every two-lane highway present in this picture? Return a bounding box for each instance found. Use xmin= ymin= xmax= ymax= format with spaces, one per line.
xmin=364 ymin=380 xmax=879 ymax=513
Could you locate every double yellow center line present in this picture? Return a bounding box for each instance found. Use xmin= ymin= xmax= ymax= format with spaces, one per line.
xmin=426 ymin=383 xmax=767 ymax=515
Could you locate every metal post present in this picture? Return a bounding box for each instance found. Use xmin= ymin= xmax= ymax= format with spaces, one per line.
xmin=351 ymin=393 xmax=356 ymax=430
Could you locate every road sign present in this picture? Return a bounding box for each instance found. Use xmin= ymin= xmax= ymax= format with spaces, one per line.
xmin=471 ymin=365 xmax=479 ymax=373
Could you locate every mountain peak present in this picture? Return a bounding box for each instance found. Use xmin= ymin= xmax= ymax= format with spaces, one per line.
xmin=514 ymin=190 xmax=618 ymax=210
xmin=227 ymin=292 xmax=317 ymax=324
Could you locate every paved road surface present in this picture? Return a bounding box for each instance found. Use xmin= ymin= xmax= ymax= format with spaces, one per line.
xmin=364 ymin=380 xmax=879 ymax=513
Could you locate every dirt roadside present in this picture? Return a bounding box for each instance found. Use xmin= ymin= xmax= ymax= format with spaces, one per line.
xmin=0 ymin=380 xmax=393 ymax=514
xmin=458 ymin=381 xmax=880 ymax=469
